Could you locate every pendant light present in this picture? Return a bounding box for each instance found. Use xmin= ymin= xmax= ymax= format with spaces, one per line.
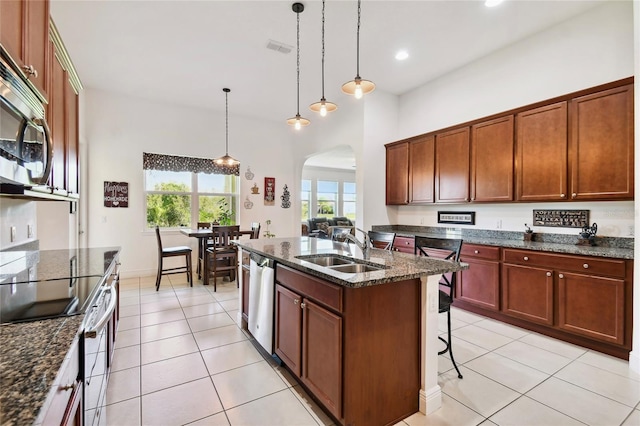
xmin=287 ymin=2 xmax=310 ymax=130
xmin=341 ymin=0 xmax=375 ymax=99
xmin=215 ymin=88 xmax=239 ymax=166
xmin=309 ymin=0 xmax=337 ymax=116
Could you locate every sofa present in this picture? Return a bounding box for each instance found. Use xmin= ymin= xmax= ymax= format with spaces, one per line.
xmin=307 ymin=217 xmax=354 ymax=238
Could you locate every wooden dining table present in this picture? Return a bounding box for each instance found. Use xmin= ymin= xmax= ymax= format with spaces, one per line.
xmin=180 ymin=227 xmax=253 ymax=282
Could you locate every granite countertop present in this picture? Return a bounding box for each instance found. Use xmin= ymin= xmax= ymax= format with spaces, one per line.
xmin=0 ymin=315 xmax=84 ymax=426
xmin=234 ymin=237 xmax=467 ymax=288
xmin=372 ymin=226 xmax=634 ymax=260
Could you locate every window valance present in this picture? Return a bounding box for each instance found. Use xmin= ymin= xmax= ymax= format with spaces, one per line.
xmin=143 ymin=152 xmax=239 ymax=176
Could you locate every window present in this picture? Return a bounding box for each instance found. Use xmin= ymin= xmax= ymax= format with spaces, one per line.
xmin=317 ymin=180 xmax=338 ymax=218
xmin=143 ymin=153 xmax=239 ymax=229
xmin=343 ymin=182 xmax=356 ymax=220
xmin=301 ymin=179 xmax=311 ymax=221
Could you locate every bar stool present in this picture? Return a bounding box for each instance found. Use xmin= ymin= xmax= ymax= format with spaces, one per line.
xmin=155 ymin=226 xmax=193 ymax=291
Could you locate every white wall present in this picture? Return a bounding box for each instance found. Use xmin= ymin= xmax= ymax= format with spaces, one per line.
xmin=384 ymin=1 xmax=635 ymax=237
xmin=83 ymin=89 xmax=297 ymax=277
xmin=0 ymin=199 xmax=37 ymax=250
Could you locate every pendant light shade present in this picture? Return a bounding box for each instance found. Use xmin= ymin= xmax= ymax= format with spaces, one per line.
xmin=287 ymin=2 xmax=310 ymax=129
xmin=215 ymin=88 xmax=239 ymax=166
xmin=342 ymin=0 xmax=375 ymax=99
xmin=309 ymin=0 xmax=337 ymax=116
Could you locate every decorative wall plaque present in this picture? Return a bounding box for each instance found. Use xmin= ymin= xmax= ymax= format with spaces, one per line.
xmin=264 ymin=177 xmax=275 ymax=206
xmin=104 ymin=181 xmax=129 ymax=208
xmin=437 ymin=211 xmax=475 ymax=225
xmin=533 ymin=210 xmax=589 ymax=228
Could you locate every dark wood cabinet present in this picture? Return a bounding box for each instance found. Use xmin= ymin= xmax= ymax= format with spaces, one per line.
xmin=393 ymin=235 xmax=415 ymax=254
xmin=502 ymin=263 xmax=554 ymax=325
xmin=457 ymin=244 xmax=500 ymax=310
xmin=471 ymin=116 xmax=514 ymax=202
xmin=48 ymin=43 xmax=66 ymax=192
xmin=42 ymin=337 xmax=82 ymax=426
xmin=275 ymin=264 xmax=420 ymax=425
xmin=385 ymin=142 xmax=409 ymax=205
xmin=65 ymin=72 xmax=79 ymax=195
xmin=516 ymin=101 xmax=568 ymax=201
xmin=409 ymin=135 xmax=435 ymax=203
xmin=569 ymin=84 xmax=634 ymax=200
xmin=0 ymin=0 xmax=50 ymax=102
xmin=435 ymin=127 xmax=470 ymax=203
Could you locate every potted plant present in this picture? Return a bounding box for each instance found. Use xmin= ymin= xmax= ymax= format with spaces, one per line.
xmin=215 ymin=199 xmax=235 ymax=226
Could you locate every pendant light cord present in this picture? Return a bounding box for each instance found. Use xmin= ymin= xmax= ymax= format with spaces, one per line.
xmin=225 ymin=90 xmax=229 ymax=155
xmin=296 ymin=10 xmax=301 ymax=114
xmin=356 ymin=0 xmax=361 ymax=78
xmin=321 ymin=0 xmax=325 ymax=98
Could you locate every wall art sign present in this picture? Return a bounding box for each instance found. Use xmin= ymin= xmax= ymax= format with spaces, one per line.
xmin=264 ymin=177 xmax=275 ymax=206
xmin=533 ymin=210 xmax=589 ymax=228
xmin=437 ymin=211 xmax=476 ymax=225
xmin=245 ymin=167 xmax=254 ymax=180
xmin=104 ymin=181 xmax=129 ymax=208
xmin=281 ymin=184 xmax=291 ymax=208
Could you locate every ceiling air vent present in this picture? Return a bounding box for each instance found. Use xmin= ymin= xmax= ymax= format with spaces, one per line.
xmin=266 ymin=39 xmax=293 ymax=54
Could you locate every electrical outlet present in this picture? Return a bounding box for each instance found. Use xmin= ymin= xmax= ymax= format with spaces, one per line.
xmin=10 ymin=226 xmax=16 ymax=242
xmin=27 ymin=224 xmax=33 ymax=238
xmin=495 ymin=220 xmax=502 ymax=230
xmin=628 ymin=225 xmax=635 ymax=236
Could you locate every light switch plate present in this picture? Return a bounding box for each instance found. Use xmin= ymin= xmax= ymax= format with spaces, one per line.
xmin=10 ymin=226 xmax=16 ymax=242
xmin=27 ymin=224 xmax=33 ymax=238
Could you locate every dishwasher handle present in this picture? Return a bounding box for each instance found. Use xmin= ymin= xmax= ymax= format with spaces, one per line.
xmin=250 ymin=252 xmax=274 ymax=269
xmin=85 ymin=286 xmax=116 ymax=339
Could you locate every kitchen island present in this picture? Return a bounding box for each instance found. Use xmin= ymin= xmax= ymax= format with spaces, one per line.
xmin=234 ymin=237 xmax=467 ymax=425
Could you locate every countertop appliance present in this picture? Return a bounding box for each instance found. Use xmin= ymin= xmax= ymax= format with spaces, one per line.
xmin=248 ymin=252 xmax=275 ymax=354
xmin=0 ymin=247 xmax=120 ymax=426
xmin=0 ymin=52 xmax=52 ymax=190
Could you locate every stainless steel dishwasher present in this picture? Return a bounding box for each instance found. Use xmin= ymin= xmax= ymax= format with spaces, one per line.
xmin=248 ymin=252 xmax=275 ymax=353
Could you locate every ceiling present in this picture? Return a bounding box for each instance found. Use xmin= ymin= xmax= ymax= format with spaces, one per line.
xmin=49 ymin=0 xmax=607 ymax=169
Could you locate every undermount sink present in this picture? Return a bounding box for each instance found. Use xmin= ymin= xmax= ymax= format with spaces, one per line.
xmin=296 ymin=254 xmax=388 ymax=274
xmin=328 ymin=263 xmax=386 ymax=273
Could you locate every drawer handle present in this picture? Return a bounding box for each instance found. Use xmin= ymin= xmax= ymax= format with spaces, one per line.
xmin=474 ymin=250 xmax=479 ymax=254
xmin=546 ymin=272 xmax=552 ymax=277
xmin=559 ymin=273 xmax=564 ymax=279
xmin=523 ymin=256 xmax=529 ymax=261
xmin=583 ymin=263 xmax=589 ymax=269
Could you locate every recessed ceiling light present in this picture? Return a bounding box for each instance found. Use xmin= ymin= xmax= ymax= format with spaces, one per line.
xmin=395 ymin=50 xmax=409 ymax=61
xmin=485 ymin=0 xmax=504 ymax=7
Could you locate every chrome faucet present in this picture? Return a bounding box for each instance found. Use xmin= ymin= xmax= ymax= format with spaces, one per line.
xmin=344 ymin=228 xmax=371 ymax=258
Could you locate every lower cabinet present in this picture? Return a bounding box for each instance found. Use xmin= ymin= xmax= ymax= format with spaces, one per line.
xmin=457 ymin=244 xmax=500 ymax=310
xmin=501 ymin=263 xmax=554 ymax=325
xmin=393 ymin=235 xmax=415 ymax=253
xmin=274 ymin=264 xmax=420 ymax=425
xmin=42 ymin=336 xmax=83 ymax=426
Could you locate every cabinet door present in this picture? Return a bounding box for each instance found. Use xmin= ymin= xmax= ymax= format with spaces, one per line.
xmin=302 ymin=298 xmax=343 ymax=420
xmin=65 ymin=75 xmax=79 ymax=195
xmin=24 ymin=0 xmax=49 ymax=102
xmin=386 ymin=142 xmax=409 ymax=205
xmin=502 ymin=264 xmax=554 ymax=325
xmin=471 ymin=116 xmax=514 ymax=202
xmin=458 ymin=258 xmax=500 ymax=310
xmin=0 ymin=1 xmax=24 ymax=65
xmin=516 ymin=102 xmax=568 ymax=201
xmin=409 ymin=135 xmax=434 ymax=203
xmin=274 ymin=284 xmax=302 ymax=376
xmin=558 ymin=272 xmax=625 ymax=344
xmin=435 ymin=127 xmax=470 ymax=203
xmin=48 ymin=43 xmax=66 ymax=191
xmin=393 ymin=236 xmax=415 ymax=254
xmin=569 ymin=85 xmax=634 ymax=200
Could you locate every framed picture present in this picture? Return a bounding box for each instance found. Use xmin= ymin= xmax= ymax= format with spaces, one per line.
xmin=437 ymin=211 xmax=476 ymax=225
xmin=264 ymin=177 xmax=275 ymax=206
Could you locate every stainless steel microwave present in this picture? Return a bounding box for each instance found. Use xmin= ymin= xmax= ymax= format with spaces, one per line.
xmin=0 ymin=52 xmax=52 ymax=187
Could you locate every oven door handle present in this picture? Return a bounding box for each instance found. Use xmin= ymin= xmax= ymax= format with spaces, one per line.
xmin=85 ymin=286 xmax=116 ymax=339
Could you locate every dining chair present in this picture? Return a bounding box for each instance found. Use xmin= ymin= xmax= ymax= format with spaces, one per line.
xmin=204 ymin=225 xmax=240 ymax=291
xmin=368 ymin=230 xmax=396 ymax=250
xmin=250 ymin=222 xmax=261 ymax=239
xmin=155 ymin=226 xmax=193 ymax=291
xmin=414 ymin=235 xmax=464 ymax=379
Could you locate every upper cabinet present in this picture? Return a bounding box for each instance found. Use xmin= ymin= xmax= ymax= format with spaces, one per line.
xmin=471 ymin=115 xmax=514 ymax=202
xmin=0 ymin=0 xmax=50 ymax=103
xmin=435 ymin=127 xmax=470 ymax=203
xmin=386 ymin=78 xmax=634 ymax=206
xmin=385 ymin=142 xmax=409 ymax=205
xmin=569 ymin=85 xmax=634 ymax=201
xmin=516 ymin=102 xmax=568 ymax=201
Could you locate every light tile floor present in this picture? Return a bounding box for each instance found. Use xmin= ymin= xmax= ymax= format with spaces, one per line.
xmin=102 ymin=274 xmax=640 ymax=426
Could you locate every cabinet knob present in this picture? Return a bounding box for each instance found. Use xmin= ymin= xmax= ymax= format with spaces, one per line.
xmin=572 ymin=193 xmax=577 ymax=199
xmin=22 ymin=65 xmax=38 ymax=78
xmin=471 ymin=197 xmax=475 ymax=201
xmin=300 ymin=302 xmax=306 ymax=309
xmin=405 ymin=241 xmax=410 ymax=245
xmin=523 ymin=256 xmax=529 ymax=261
xmin=546 ymin=272 xmax=552 ymax=277
xmin=293 ymin=299 xmax=299 ymax=305
xmin=583 ymin=263 xmax=589 ymax=269
xmin=559 ymin=273 xmax=564 ymax=279
xmin=560 ymin=193 xmax=566 ymax=199
xmin=474 ymin=250 xmax=479 ymax=254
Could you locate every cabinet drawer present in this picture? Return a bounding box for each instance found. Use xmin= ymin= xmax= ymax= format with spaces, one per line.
xmin=461 ymin=243 xmax=500 ymax=261
xmin=394 ymin=236 xmax=415 ymax=253
xmin=503 ymin=249 xmax=626 ymax=278
xmin=276 ymin=265 xmax=343 ymax=313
